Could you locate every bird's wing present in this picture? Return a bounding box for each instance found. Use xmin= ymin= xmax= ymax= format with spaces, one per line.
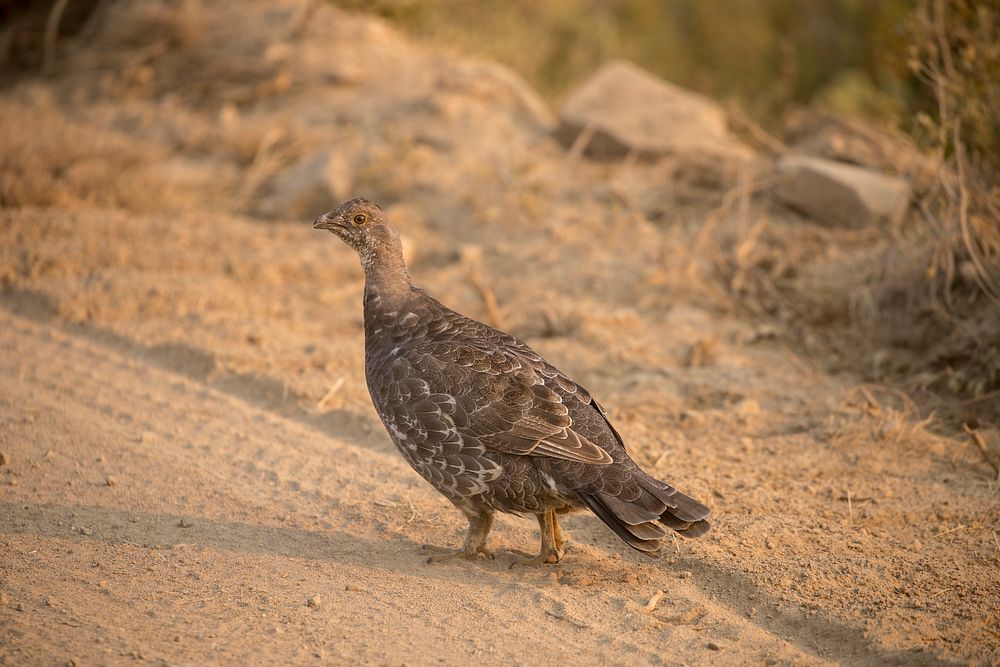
xmin=398 ymin=332 xmax=614 ymax=466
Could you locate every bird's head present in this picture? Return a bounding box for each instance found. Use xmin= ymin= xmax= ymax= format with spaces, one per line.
xmin=313 ymin=198 xmax=392 ymax=258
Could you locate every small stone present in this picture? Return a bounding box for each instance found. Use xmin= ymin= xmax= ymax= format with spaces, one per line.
xmin=139 ymin=431 xmax=157 ymax=445
xmin=0 ymin=592 xmax=9 ymax=607
xmin=177 ymin=519 xmax=194 ymax=528
xmin=765 ymin=539 xmax=776 ymax=550
xmin=777 ymin=155 xmax=911 ymax=228
xmin=344 ymin=584 xmax=363 ymax=592
xmin=624 ymin=573 xmax=638 ymax=585
xmin=105 ymin=476 xmax=118 ymax=487
xmin=307 ymin=594 xmax=321 ymax=608
xmin=677 ymin=570 xmax=693 ymax=579
xmin=706 ymin=642 xmax=721 ymax=651
xmin=46 ymin=596 xmax=57 ymax=607
xmin=98 ymin=580 xmax=108 ymax=588
xmin=0 ymin=451 xmax=7 ymax=466
xmin=16 ymin=602 xmax=24 ymax=611
xmin=67 ymin=658 xmax=79 ymax=667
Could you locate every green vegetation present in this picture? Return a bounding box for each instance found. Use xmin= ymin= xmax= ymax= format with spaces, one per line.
xmin=334 ymin=0 xmax=918 ymax=125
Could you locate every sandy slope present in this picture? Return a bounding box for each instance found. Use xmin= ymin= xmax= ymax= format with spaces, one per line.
xmin=0 ymin=0 xmax=998 ymax=664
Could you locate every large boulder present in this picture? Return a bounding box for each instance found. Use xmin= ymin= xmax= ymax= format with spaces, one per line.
xmin=555 ymin=60 xmax=749 ymax=160
xmin=777 ymin=155 xmax=911 ymax=228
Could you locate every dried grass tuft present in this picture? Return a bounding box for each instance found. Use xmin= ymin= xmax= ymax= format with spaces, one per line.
xmin=701 ymin=0 xmax=1000 ymax=431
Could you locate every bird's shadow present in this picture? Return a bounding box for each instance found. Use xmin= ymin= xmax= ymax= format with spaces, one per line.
xmin=1 ymin=501 xmax=959 ymax=667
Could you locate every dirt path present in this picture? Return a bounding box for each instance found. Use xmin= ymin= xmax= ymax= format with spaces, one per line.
xmin=0 ymin=309 xmax=831 ymax=666
xmin=0 ymin=286 xmax=987 ymax=666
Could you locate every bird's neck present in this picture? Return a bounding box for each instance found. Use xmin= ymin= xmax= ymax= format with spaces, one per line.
xmin=361 ymin=234 xmax=413 ymax=311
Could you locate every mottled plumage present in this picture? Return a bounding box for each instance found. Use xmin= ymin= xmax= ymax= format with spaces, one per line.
xmin=314 ymin=198 xmax=710 ymax=563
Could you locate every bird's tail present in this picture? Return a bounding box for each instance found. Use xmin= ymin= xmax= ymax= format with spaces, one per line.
xmin=579 ymin=471 xmax=711 ymax=556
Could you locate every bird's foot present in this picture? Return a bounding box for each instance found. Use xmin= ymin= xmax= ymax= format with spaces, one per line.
xmin=507 ymin=546 xmax=563 ymax=568
xmin=421 ymin=543 xmax=494 ymax=564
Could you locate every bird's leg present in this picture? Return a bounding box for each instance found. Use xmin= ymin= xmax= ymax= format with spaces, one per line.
xmin=424 ymin=512 xmax=494 ymax=563
xmin=552 ymin=512 xmax=566 ymax=552
xmin=509 ymin=510 xmax=563 ymax=567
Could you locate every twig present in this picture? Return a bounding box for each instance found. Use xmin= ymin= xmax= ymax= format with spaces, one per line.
xmin=465 ymin=266 xmax=504 ymax=329
xmin=846 ymin=487 xmax=853 ymax=526
xmin=566 ymin=125 xmax=597 ymax=162
xmin=393 ymin=497 xmax=418 ymax=530
xmin=857 ymin=386 xmax=881 ymax=413
xmin=930 ymin=525 xmax=966 ymax=539
xmin=962 ymin=423 xmax=1000 ymax=479
xmin=643 ymin=590 xmax=665 ymax=612
xmin=316 ymin=376 xmax=345 ymax=409
xmin=42 ymin=0 xmax=70 ymax=76
xmin=545 ymin=610 xmax=590 ymax=629
xmin=177 ymin=596 xmax=216 ymax=605
xmin=727 ymin=106 xmax=786 ymax=155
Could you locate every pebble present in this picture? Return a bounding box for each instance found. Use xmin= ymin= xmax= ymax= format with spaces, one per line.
xmin=344 ymin=584 xmax=363 ymax=592
xmin=677 ymin=570 xmax=693 ymax=579
xmin=307 ymin=594 xmax=321 ymax=608
xmin=706 ymin=642 xmax=721 ymax=651
xmin=139 ymin=431 xmax=157 ymax=445
xmin=105 ymin=476 xmax=118 ymax=487
xmin=177 ymin=519 xmax=194 ymax=528
xmin=0 ymin=592 xmax=8 ymax=607
xmin=0 ymin=451 xmax=7 ymax=466
xmin=624 ymin=573 xmax=638 ymax=585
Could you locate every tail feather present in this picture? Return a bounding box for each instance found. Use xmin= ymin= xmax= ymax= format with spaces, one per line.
xmin=578 ymin=494 xmax=662 ymax=553
xmin=580 ymin=471 xmax=711 ymax=555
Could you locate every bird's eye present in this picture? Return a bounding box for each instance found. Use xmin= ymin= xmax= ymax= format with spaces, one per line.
xmin=352 ymin=213 xmax=367 ymax=226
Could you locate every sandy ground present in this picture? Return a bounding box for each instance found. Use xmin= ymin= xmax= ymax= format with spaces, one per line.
xmin=1 ymin=1 xmax=998 ymax=665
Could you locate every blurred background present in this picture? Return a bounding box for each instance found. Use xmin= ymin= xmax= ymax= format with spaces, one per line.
xmin=2 ymin=0 xmax=995 ymax=422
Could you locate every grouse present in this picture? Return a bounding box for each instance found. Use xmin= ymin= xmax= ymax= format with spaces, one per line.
xmin=314 ymin=198 xmax=710 ymax=564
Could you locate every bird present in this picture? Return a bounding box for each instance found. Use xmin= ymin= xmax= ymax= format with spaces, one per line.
xmin=313 ymin=198 xmax=710 ymax=564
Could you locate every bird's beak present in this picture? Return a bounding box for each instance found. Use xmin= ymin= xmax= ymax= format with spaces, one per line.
xmin=313 ymin=213 xmax=341 ymax=231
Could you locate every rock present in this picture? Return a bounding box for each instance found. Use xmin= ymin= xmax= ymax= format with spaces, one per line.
xmin=777 ymin=155 xmax=911 ymax=228
xmin=105 ymin=476 xmax=117 ymax=487
xmin=556 ymin=60 xmax=749 ymax=160
xmin=783 ymin=110 xmax=941 ymax=197
xmin=707 ymin=642 xmax=721 ymax=651
xmin=0 ymin=451 xmax=7 ymax=465
xmin=307 ymin=594 xmax=321 ymax=608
